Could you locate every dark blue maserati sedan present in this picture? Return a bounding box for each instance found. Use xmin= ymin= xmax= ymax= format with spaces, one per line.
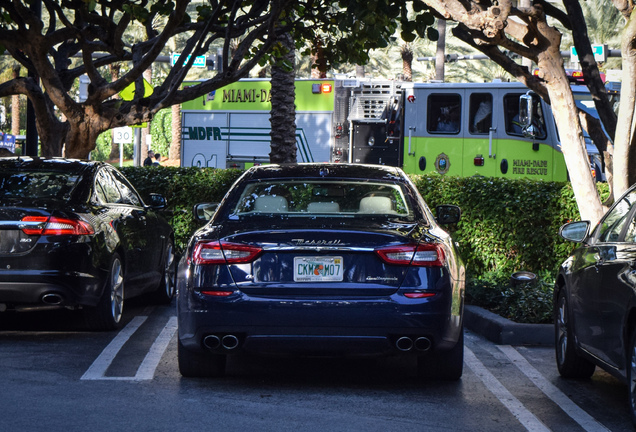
xmin=177 ymin=163 xmax=465 ymax=379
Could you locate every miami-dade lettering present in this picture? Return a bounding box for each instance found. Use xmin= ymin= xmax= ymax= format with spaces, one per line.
xmin=223 ymin=88 xmax=271 ymax=103
xmin=512 ymin=159 xmax=548 ymax=176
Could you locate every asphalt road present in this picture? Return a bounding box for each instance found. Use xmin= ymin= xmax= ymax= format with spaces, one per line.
xmin=0 ymin=301 xmax=632 ymax=432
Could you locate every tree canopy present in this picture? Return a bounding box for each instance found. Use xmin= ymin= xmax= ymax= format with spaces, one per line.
xmin=0 ymin=0 xmax=437 ymax=158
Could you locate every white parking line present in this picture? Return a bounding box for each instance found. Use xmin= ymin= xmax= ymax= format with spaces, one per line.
xmin=80 ymin=315 xmax=177 ymax=381
xmin=135 ymin=316 xmax=178 ymax=380
xmin=81 ymin=316 xmax=147 ymax=380
xmin=498 ymin=345 xmax=610 ymax=432
xmin=464 ymin=347 xmax=551 ymax=432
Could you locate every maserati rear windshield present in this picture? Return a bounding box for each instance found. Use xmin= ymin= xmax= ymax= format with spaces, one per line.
xmin=229 ymin=180 xmax=414 ymax=219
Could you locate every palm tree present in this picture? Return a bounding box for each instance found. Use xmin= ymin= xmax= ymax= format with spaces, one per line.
xmin=269 ymin=32 xmax=297 ymax=163
xmin=401 ymin=44 xmax=414 ymax=81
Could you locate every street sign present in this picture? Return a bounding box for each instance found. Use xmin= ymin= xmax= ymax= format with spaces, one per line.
xmin=113 ymin=126 xmax=133 ymax=144
xmin=570 ymin=44 xmax=608 ymax=63
xmin=171 ymin=53 xmax=207 ymax=68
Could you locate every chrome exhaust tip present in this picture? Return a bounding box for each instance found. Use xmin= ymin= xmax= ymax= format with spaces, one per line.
xmin=41 ymin=293 xmax=63 ymax=305
xmin=414 ymin=337 xmax=432 ymax=352
xmin=395 ymin=336 xmax=413 ymax=352
xmin=221 ymin=334 xmax=239 ymax=350
xmin=203 ymin=335 xmax=221 ymax=350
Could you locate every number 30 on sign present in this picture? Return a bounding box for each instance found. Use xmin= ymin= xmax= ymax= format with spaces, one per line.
xmin=113 ymin=126 xmax=133 ymax=144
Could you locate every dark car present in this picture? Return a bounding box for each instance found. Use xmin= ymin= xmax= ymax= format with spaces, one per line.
xmin=556 ymin=183 xmax=636 ymax=425
xmin=0 ymin=157 xmax=175 ymax=330
xmin=177 ymin=163 xmax=465 ymax=378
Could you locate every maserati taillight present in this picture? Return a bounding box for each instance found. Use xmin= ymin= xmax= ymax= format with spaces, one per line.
xmin=376 ymin=243 xmax=445 ymax=267
xmin=192 ymin=241 xmax=262 ymax=265
xmin=21 ymin=216 xmax=95 ymax=236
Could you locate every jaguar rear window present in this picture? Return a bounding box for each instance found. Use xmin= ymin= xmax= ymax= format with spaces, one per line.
xmin=0 ymin=171 xmax=80 ymax=200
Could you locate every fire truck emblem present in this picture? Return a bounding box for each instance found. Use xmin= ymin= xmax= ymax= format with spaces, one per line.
xmin=435 ymin=153 xmax=450 ymax=174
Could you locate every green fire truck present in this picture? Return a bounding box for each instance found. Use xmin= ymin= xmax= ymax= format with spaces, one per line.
xmin=180 ymin=78 xmax=602 ymax=181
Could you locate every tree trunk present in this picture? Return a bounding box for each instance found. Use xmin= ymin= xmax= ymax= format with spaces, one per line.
xmin=614 ymin=9 xmax=636 ymax=197
xmin=63 ymin=106 xmax=109 ymax=159
xmin=170 ymin=103 xmax=181 ymax=162
xmin=11 ymin=65 xmax=20 ymax=138
xmin=539 ymin=49 xmax=604 ymax=223
xmin=269 ymin=32 xmax=297 ymax=164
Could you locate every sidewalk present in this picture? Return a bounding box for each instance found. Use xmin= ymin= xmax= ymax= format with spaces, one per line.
xmin=464 ymin=305 xmax=553 ymax=346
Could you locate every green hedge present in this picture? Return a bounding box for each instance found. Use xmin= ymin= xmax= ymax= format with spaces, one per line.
xmin=411 ymin=175 xmax=609 ymax=323
xmin=120 ymin=166 xmax=244 ymax=250
xmin=120 ymin=167 xmax=609 ymax=323
xmin=411 ymin=175 xmax=594 ymax=275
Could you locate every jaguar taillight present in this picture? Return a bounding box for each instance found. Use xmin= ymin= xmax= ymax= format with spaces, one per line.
xmin=20 ymin=216 xmax=95 ymax=236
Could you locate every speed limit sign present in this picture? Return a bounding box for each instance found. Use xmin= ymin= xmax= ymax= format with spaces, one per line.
xmin=113 ymin=126 xmax=133 ymax=144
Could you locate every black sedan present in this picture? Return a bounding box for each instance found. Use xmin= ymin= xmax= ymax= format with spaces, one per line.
xmin=0 ymin=157 xmax=175 ymax=330
xmin=177 ymin=163 xmax=465 ymax=379
xmin=556 ymin=183 xmax=636 ymax=425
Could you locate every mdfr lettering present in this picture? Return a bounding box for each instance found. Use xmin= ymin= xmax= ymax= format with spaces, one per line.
xmin=512 ymin=159 xmax=548 ymax=176
xmin=186 ymin=127 xmax=222 ymax=141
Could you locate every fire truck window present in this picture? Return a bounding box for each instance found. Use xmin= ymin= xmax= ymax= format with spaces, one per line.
xmin=469 ymin=94 xmax=492 ymax=134
xmin=427 ymin=94 xmax=461 ymax=134
xmin=504 ymin=93 xmax=547 ymax=139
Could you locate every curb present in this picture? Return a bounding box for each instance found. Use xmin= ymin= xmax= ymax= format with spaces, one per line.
xmin=464 ymin=305 xmax=554 ymax=346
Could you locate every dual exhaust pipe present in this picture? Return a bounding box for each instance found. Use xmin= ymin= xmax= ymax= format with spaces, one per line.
xmin=396 ymin=336 xmax=432 ymax=352
xmin=203 ymin=334 xmax=240 ymax=351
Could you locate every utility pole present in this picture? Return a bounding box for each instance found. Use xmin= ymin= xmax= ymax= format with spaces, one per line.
xmin=435 ymin=20 xmax=446 ymax=82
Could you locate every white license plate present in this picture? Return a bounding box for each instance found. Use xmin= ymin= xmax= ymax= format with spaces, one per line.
xmin=293 ymin=256 xmax=343 ymax=282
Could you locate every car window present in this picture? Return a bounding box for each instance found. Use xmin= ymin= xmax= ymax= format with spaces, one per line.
xmin=0 ymin=170 xmax=79 ymax=200
xmin=95 ymin=169 xmax=122 ymax=204
xmin=623 ymin=216 xmax=636 ymax=243
xmin=230 ymin=180 xmax=413 ymax=219
xmin=597 ymin=190 xmax=636 ymax=242
xmin=110 ymin=170 xmax=143 ymax=207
